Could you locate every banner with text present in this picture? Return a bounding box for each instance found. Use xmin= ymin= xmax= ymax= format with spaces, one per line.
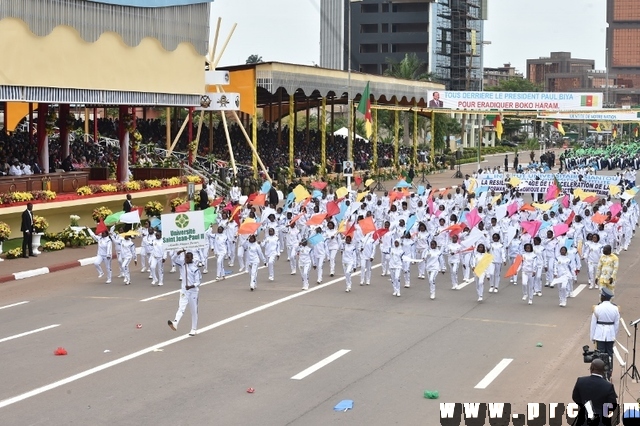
xmin=478 ymin=173 xmax=618 ymax=196
xmin=537 ymin=111 xmax=640 ymax=121
xmin=427 ymin=91 xmax=603 ymax=111
xmin=161 ymin=211 xmax=206 ymax=251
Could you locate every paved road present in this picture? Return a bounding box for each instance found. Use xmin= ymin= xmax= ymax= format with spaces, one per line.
xmin=1 ymin=150 xmax=639 ymax=425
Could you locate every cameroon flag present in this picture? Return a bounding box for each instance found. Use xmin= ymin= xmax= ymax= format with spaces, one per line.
xmin=581 ymin=95 xmax=598 ymax=107
xmin=553 ymin=121 xmax=565 ymax=136
xmin=486 ymin=114 xmax=503 ymax=140
xmin=357 ymin=82 xmax=372 ymax=138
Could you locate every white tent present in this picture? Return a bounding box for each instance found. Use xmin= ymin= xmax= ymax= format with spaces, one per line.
xmin=333 ymin=127 xmax=369 ymax=143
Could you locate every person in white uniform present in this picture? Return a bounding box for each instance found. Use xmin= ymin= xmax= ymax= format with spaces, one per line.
xmin=87 ymin=227 xmax=113 ymax=283
xmin=590 ymin=287 xmax=620 ymax=375
xmin=261 ymin=227 xmax=280 ymax=281
xmin=120 ymin=234 xmax=137 ymax=285
xmin=245 ymin=234 xmax=266 ymax=291
xmin=296 ymin=239 xmax=314 ymax=290
xmin=168 ymin=250 xmax=202 ymax=336
xmin=149 ymin=230 xmax=167 ymax=286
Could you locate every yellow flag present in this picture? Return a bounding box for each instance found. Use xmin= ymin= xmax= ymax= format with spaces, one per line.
xmin=468 ymin=178 xmax=477 ymax=194
xmin=357 ymin=191 xmax=369 ymax=202
xmin=365 ymin=179 xmax=375 ymax=187
xmin=609 ymin=184 xmax=621 ymax=196
xmin=509 ymin=176 xmax=521 ymax=187
xmin=335 ymin=186 xmax=348 ymax=199
xmin=242 ymin=217 xmax=256 ymax=224
xmin=577 ymin=240 xmax=583 ymax=257
xmin=492 ymin=195 xmax=502 ymax=204
xmin=474 ymin=253 xmax=494 ymax=277
xmin=532 ymin=202 xmax=552 ymax=211
xmin=338 ymin=220 xmax=346 ymax=233
xmin=293 ymin=184 xmax=310 ymax=202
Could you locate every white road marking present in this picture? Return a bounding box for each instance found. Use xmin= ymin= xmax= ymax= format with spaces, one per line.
xmin=474 ymin=358 xmax=513 ymax=389
xmin=0 ymin=324 xmax=60 ymax=344
xmin=0 ymin=301 xmax=29 ymax=310
xmin=570 ymin=284 xmax=586 ymax=298
xmin=139 ymin=266 xmax=267 ymax=302
xmin=291 ymin=350 xmax=351 ymax=380
xmin=0 ymin=265 xmax=377 ymax=409
xmin=455 ymin=278 xmax=474 ymax=290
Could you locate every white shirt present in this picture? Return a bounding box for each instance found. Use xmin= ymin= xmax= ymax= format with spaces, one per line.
xmin=150 ymin=238 xmax=166 ymax=259
xmin=245 ymin=242 xmax=265 ymax=264
xmin=172 ymin=253 xmax=202 ymax=292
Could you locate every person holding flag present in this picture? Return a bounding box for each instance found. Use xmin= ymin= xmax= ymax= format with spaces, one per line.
xmin=296 ymin=239 xmax=314 ymax=291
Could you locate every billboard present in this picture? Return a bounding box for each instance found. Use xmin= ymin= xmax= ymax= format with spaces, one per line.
xmin=537 ymin=111 xmax=640 ymax=121
xmin=161 ymin=211 xmax=206 ymax=251
xmin=427 ymin=91 xmax=603 ymax=111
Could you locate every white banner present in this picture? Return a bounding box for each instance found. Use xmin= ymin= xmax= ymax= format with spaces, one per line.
xmin=205 ymin=70 xmax=230 ymax=86
xmin=197 ymin=93 xmax=240 ymax=111
xmin=477 ymin=173 xmax=618 ymax=196
xmin=161 ymin=211 xmax=206 ymax=251
xmin=427 ymin=91 xmax=603 ymax=111
xmin=537 ymin=111 xmax=640 ymax=121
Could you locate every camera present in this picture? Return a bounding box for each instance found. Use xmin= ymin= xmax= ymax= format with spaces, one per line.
xmin=583 ymin=345 xmax=611 ymax=378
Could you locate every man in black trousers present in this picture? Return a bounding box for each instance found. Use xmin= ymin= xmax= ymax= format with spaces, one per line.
xmin=21 ymin=202 xmax=35 ymax=258
xmin=123 ymin=194 xmax=133 ymax=231
xmin=571 ymin=359 xmax=618 ymax=425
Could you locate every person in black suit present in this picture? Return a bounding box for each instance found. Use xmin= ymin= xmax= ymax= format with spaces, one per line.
xmin=123 ymin=194 xmax=133 ymax=231
xmin=571 ymin=359 xmax=618 ymax=426
xmin=428 ymin=91 xmax=444 ymax=108
xmin=199 ymin=183 xmax=209 ymax=210
xmin=21 ymin=203 xmax=35 ymax=258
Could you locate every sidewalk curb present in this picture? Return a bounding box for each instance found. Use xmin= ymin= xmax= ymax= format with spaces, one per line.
xmin=0 ymin=257 xmax=96 ymax=284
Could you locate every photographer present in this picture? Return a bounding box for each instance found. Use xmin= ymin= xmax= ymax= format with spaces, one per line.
xmin=571 ymin=359 xmax=617 ymax=426
xmin=591 ymin=287 xmax=620 ymax=374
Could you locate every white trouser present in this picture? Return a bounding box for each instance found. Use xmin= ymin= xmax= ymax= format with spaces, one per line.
xmin=476 ymin=273 xmax=486 ymax=298
xmin=508 ymin=257 xmax=518 ymax=284
xmin=427 ymin=270 xmax=438 ymax=295
xmin=462 ymin=255 xmax=472 ymax=280
xmin=140 ymin=246 xmax=151 ymax=269
xmin=390 ymin=267 xmax=401 ymax=293
xmin=403 ymin=261 xmax=411 ymax=286
xmin=94 ymin=255 xmax=112 ymax=280
xmin=248 ymin=262 xmax=259 ymax=289
xmin=174 ymin=289 xmax=198 ymax=331
xmin=267 ymin=254 xmax=277 ymax=279
xmin=557 ymin=277 xmax=570 ymax=304
xmin=300 ymin=263 xmax=311 ymax=289
xmin=360 ymin=258 xmax=372 ymax=284
xmin=115 ymin=251 xmax=123 ymax=274
xmin=490 ymin=263 xmax=502 ymax=289
xmin=587 ymin=261 xmax=598 ymax=286
xmin=342 ymin=261 xmax=354 ymax=289
xmin=216 ymin=252 xmax=227 ymax=278
xmin=287 ymin=245 xmax=297 ymax=272
xmin=150 ymin=257 xmax=164 ymax=284
xmin=522 ymin=273 xmax=534 ymax=301
xmin=449 ymin=261 xmax=460 ymax=287
xmin=417 ymin=249 xmax=426 ymax=277
xmin=226 ymin=241 xmax=236 ymax=265
xmin=315 ymin=254 xmax=325 ymax=282
xmin=328 ymin=249 xmax=338 ymax=275
xmin=122 ymin=256 xmax=133 ymax=282
xmin=534 ymin=267 xmax=543 ymax=293
xmin=237 ymin=246 xmax=246 ymax=271
xmin=545 ymin=257 xmax=554 ymax=283
xmin=381 ymin=252 xmax=390 ymax=275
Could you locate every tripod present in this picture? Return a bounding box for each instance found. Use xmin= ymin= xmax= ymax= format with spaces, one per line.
xmin=622 ymin=319 xmax=640 ymax=382
xmin=419 ymin=166 xmax=430 ymax=184
xmin=452 ymin=158 xmax=463 ymax=179
xmin=373 ymin=170 xmax=386 ymax=192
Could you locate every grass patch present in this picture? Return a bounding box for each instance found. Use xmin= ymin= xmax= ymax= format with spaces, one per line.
xmin=1 ymin=237 xmax=52 ymax=254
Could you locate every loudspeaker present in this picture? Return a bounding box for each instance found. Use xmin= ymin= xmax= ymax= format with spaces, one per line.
xmin=455 ymin=150 xmax=462 ymax=160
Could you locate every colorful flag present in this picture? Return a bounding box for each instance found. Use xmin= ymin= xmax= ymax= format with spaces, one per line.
xmin=358 ymin=216 xmax=376 ymax=236
xmin=307 ymin=213 xmax=327 ymax=226
xmin=504 ymin=255 xmax=522 ymax=278
xmin=238 ymin=222 xmax=261 ymax=235
xmin=473 ymin=253 xmax=494 ymax=277
xmin=95 ymin=218 xmax=108 ymax=234
xmin=590 ymin=122 xmax=602 ymax=132
xmin=612 ymin=126 xmax=618 ymax=139
xmin=553 ymin=121 xmax=565 ymax=136
xmin=292 ymin=185 xmax=310 ymax=203
xmin=634 ymin=125 xmax=639 ymax=138
xmin=580 ymin=95 xmax=598 ymax=107
xmin=357 ymin=81 xmax=372 ymax=138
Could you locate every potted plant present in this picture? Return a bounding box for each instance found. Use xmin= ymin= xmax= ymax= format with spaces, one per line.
xmin=92 ymin=206 xmax=113 ymax=223
xmin=0 ymin=221 xmax=10 ymax=261
xmin=144 ymin=201 xmax=163 ymax=218
xmin=32 ymin=215 xmax=49 ymax=255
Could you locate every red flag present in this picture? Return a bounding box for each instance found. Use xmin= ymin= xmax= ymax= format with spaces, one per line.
xmin=343 ymin=222 xmax=356 ymax=237
xmin=307 ymin=213 xmax=327 ymax=226
xmin=95 ymin=218 xmax=108 ymax=234
xmin=289 ymin=213 xmax=304 ymax=225
xmin=373 ymin=228 xmax=389 ymax=241
xmin=564 ymin=211 xmax=575 ymax=225
xmin=326 ymin=201 xmax=340 ymax=217
xmin=591 ymin=212 xmax=607 ymax=224
xmin=250 ymin=193 xmax=266 ymax=206
xmin=311 ymin=181 xmax=327 ymax=190
xmin=354 ymin=176 xmax=362 ymax=187
xmin=504 ymin=255 xmax=522 ymax=278
xmin=175 ymin=202 xmax=190 ymax=213
xmin=133 ymin=206 xmax=144 ymax=218
xmin=238 ymin=222 xmax=261 ymax=235
xmin=358 ymin=216 xmax=376 ymax=236
xmin=210 ymin=197 xmax=224 ymax=207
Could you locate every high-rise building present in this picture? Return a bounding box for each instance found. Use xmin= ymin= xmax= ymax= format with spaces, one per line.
xmin=483 ymin=63 xmax=522 ymax=88
xmin=526 ymin=52 xmax=597 ymax=92
xmin=319 ymin=0 xmax=486 ymax=90
xmin=606 ymin=0 xmax=640 ymax=106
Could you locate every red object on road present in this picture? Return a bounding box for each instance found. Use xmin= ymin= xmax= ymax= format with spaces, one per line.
xmin=246 ymin=388 xmax=255 ymax=393
xmin=136 ymin=324 xmax=142 ymax=329
xmin=54 ymin=347 xmax=68 ymax=356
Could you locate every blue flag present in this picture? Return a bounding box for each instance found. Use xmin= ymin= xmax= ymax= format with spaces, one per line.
xmin=308 ymin=233 xmax=325 ymax=247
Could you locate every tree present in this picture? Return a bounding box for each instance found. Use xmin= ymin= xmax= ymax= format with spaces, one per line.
xmin=485 ymin=77 xmax=541 ymax=141
xmin=383 ymin=53 xmax=435 ymax=145
xmin=246 ymin=54 xmax=263 ymax=64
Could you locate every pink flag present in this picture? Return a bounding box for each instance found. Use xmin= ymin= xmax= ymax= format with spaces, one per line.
xmin=610 ymin=203 xmax=622 ymax=218
xmin=465 ymin=208 xmax=482 ymax=229
xmin=521 ymin=220 xmax=541 ymax=237
xmin=561 ymin=195 xmax=569 ymax=208
xmin=428 ymin=196 xmax=435 ymax=216
xmin=553 ymin=223 xmax=569 ymax=237
xmin=545 ymin=184 xmax=559 ymax=202
xmin=507 ymin=202 xmax=518 ymax=217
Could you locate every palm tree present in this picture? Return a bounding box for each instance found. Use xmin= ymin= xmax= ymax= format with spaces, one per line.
xmin=384 ymin=54 xmax=435 ymax=145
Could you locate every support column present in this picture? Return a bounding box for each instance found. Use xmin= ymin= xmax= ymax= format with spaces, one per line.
xmin=59 ymin=104 xmax=70 ymax=159
xmin=289 ymin=94 xmax=295 ymax=177
xmin=93 ymin=107 xmax=98 ymax=144
xmin=252 ymin=79 xmax=258 ymax=178
xmin=208 ymin=111 xmax=214 ymax=154
xmin=320 ymin=97 xmax=327 ymax=176
xmin=413 ymin=101 xmax=418 ymax=165
xmin=372 ymin=103 xmax=378 ymax=173
xmin=188 ymin=107 xmax=194 ymax=165
xmin=117 ymin=106 xmax=129 ymax=182
xmin=131 ymin=107 xmax=137 ymax=165
xmin=166 ymin=107 xmax=171 ymax=150
xmin=28 ymin=103 xmax=34 ymax=146
xmin=305 ymin=97 xmax=310 ymax=145
xmin=37 ymin=104 xmax=49 ymax=174
xmin=430 ymin=112 xmax=436 ymax=164
xmin=394 ymin=106 xmax=399 ymax=170
xmin=84 ymin=107 xmax=89 ymax=143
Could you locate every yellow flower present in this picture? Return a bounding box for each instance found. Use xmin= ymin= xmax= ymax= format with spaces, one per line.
xmin=0 ymin=221 xmax=10 ymax=241
xmin=144 ymin=201 xmax=163 ymax=217
xmin=170 ymin=197 xmax=186 ymax=208
xmin=43 ymin=241 xmax=65 ymax=251
xmin=165 ymin=177 xmax=182 ymax=186
xmin=92 ymin=207 xmax=113 ymax=222
xmin=99 ymin=184 xmax=118 ymax=193
xmin=32 ymin=215 xmax=49 ymax=233
xmin=125 ymin=181 xmax=141 ymax=191
xmin=144 ymin=180 xmax=162 ymax=189
xmin=185 ymin=175 xmax=201 ymax=183
xmin=77 ymin=186 xmax=93 ymax=196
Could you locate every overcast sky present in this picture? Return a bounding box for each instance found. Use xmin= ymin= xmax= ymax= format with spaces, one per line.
xmin=210 ymin=0 xmax=607 ymax=73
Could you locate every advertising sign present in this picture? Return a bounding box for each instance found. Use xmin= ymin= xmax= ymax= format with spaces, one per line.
xmin=161 ymin=211 xmax=206 ymax=251
xmin=427 ymin=91 xmax=603 ymax=111
xmin=537 ymin=111 xmax=640 ymax=121
xmin=477 ymin=173 xmax=618 ymax=196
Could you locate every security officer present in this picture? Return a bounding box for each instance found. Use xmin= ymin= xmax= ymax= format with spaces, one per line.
xmin=590 ymin=287 xmax=620 ymax=375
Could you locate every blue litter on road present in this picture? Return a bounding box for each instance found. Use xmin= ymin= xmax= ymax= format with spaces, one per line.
xmin=225 ymin=270 xmax=233 ymax=275
xmin=334 ymin=400 xmax=353 ymax=411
